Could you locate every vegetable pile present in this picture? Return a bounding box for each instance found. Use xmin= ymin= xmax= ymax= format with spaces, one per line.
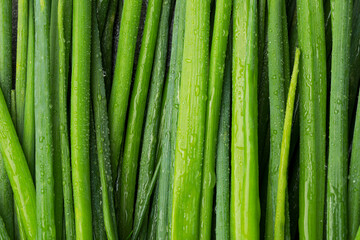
xmin=0 ymin=0 xmax=359 ymax=239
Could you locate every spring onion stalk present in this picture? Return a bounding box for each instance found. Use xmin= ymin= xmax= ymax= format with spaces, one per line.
xmin=108 ymin=0 xmax=142 ymax=179
xmin=0 ymin=0 xmax=12 ymax=104
xmin=349 ymin=0 xmax=360 ymax=123
xmin=297 ymin=0 xmax=327 ymax=237
xmin=23 ymin=0 xmax=35 ymax=180
xmin=58 ymin=0 xmax=75 ymax=237
xmin=168 ymin=0 xmax=186 ymax=234
xmin=133 ymin=0 xmax=172 ymax=238
xmin=34 ymin=0 xmax=57 ymax=237
xmin=326 ymin=0 xmax=353 ymax=238
xmin=89 ymin=114 xmax=107 ymax=240
xmin=274 ymin=48 xmax=300 ymax=240
xmin=101 ymin=0 xmax=120 ymax=97
xmin=349 ymin=90 xmax=360 ymax=240
xmin=90 ymin=3 xmax=118 ymax=238
xmin=50 ymin=1 xmax=65 ymax=238
xmin=199 ymin=0 xmax=232 ymax=239
xmin=131 ymin=159 xmax=162 ymax=240
xmin=71 ymin=0 xmax=92 ymax=238
xmin=0 ymin=216 xmax=10 ymax=240
xmin=155 ymin=1 xmax=184 ymax=238
xmin=147 ymin=186 xmax=159 ymax=240
xmin=0 ymin=0 xmax=14 ymax=238
xmin=96 ymin=0 xmax=110 ymax=35
xmin=15 ymin=0 xmax=28 ymax=141
xmin=215 ymin=34 xmax=231 ymax=240
xmin=265 ymin=0 xmax=291 ymax=238
xmin=171 ymin=0 xmax=210 ymax=238
xmin=118 ymin=0 xmax=163 ymax=237
xmin=231 ymin=0 xmax=260 ymax=239
xmin=0 ymin=87 xmax=36 ymax=239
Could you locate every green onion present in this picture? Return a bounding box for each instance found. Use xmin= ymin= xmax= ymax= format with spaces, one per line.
xmin=297 ymin=0 xmax=327 ymax=237
xmin=274 ymin=48 xmax=300 ymax=240
xmin=155 ymin=0 xmax=185 ymax=238
xmin=34 ymin=0 xmax=56 ymax=237
xmin=326 ymin=0 xmax=353 ymax=238
xmin=118 ymin=0 xmax=163 ymax=237
xmin=171 ymin=0 xmax=210 ymax=238
xmin=0 ymin=0 xmax=14 ymax=238
xmin=90 ymin=3 xmax=118 ymax=238
xmin=23 ymin=0 xmax=35 ymax=180
xmin=133 ymin=0 xmax=172 ymax=238
xmin=58 ymin=0 xmax=75 ymax=237
xmin=215 ymin=32 xmax=232 ymax=240
xmin=168 ymin=0 xmax=186 ymax=234
xmin=108 ymin=0 xmax=142 ymax=179
xmin=265 ymin=0 xmax=291 ymax=238
xmin=50 ymin=1 xmax=64 ymax=238
xmin=349 ymin=0 xmax=360 ymax=128
xmin=101 ymin=0 xmax=120 ymax=97
xmin=96 ymin=0 xmax=110 ymax=35
xmin=89 ymin=113 xmax=107 ymax=240
xmin=231 ymin=0 xmax=260 ymax=238
xmin=71 ymin=0 xmax=92 ymax=238
xmin=0 ymin=87 xmax=36 ymax=239
xmin=131 ymin=158 xmax=162 ymax=240
xmin=199 ymin=0 xmax=232 ymax=239
xmin=15 ymin=0 xmax=28 ymax=141
xmin=349 ymin=88 xmax=360 ymax=240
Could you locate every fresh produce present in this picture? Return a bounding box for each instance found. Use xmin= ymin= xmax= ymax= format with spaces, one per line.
xmin=71 ymin=0 xmax=92 ymax=238
xmin=297 ymin=0 xmax=327 ymax=238
xmin=0 ymin=1 xmax=358 ymax=239
xmin=231 ymin=0 xmax=260 ymax=239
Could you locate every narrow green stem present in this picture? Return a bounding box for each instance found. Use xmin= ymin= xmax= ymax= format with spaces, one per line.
xmin=274 ymin=48 xmax=300 ymax=240
xmin=71 ymin=0 xmax=92 ymax=238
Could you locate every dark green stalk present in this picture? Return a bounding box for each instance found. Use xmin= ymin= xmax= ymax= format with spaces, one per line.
xmin=96 ymin=0 xmax=110 ymax=35
xmin=215 ymin=35 xmax=231 ymax=240
xmin=274 ymin=48 xmax=300 ymax=240
xmin=0 ymin=87 xmax=36 ymax=239
xmin=50 ymin=1 xmax=64 ymax=238
xmin=231 ymin=0 xmax=260 ymax=238
xmin=101 ymin=0 xmax=120 ymax=97
xmin=71 ymin=0 xmax=92 ymax=238
xmin=15 ymin=0 xmax=28 ymax=141
xmin=147 ymin=186 xmax=159 ymax=240
xmin=131 ymin=159 xmax=162 ymax=240
xmin=199 ymin=0 xmax=232 ymax=239
xmin=297 ymin=0 xmax=327 ymax=238
xmin=34 ymin=0 xmax=56 ymax=237
xmin=326 ymin=0 xmax=352 ymax=238
xmin=0 ymin=0 xmax=14 ymax=238
xmin=349 ymin=0 xmax=360 ymax=124
xmin=133 ymin=0 xmax=172 ymax=238
xmin=265 ymin=0 xmax=291 ymax=238
xmin=91 ymin=3 xmax=118 ymax=238
xmin=118 ymin=0 xmax=163 ymax=237
xmin=58 ymin=0 xmax=75 ymax=237
xmin=23 ymin=0 xmax=35 ymax=180
xmin=349 ymin=91 xmax=360 ymax=240
xmin=108 ymin=0 xmax=142 ymax=179
xmin=155 ymin=2 xmax=183 ymax=239
xmin=89 ymin=113 xmax=107 ymax=240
